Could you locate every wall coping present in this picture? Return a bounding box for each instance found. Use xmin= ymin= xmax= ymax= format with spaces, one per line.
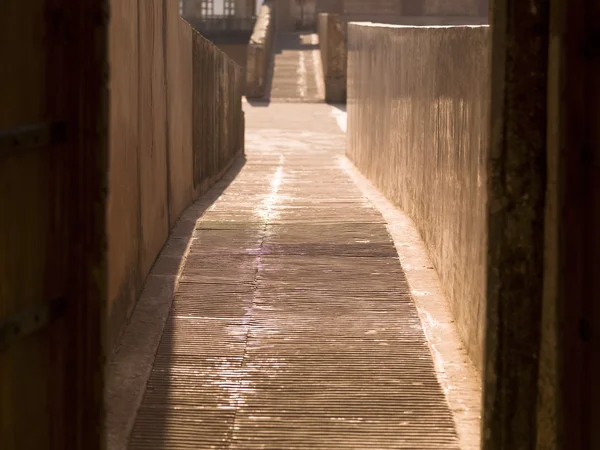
xmin=348 ymin=22 xmax=490 ymax=29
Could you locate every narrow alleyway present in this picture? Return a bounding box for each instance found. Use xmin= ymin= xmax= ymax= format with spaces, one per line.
xmin=105 ymin=29 xmax=481 ymax=450
xmin=105 ymin=103 xmax=477 ymax=450
xmin=7 ymin=2 xmax=600 ymax=449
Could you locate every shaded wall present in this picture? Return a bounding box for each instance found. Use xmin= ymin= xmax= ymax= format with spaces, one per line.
xmin=108 ymin=0 xmax=244 ymax=352
xmin=347 ymin=23 xmax=490 ymax=371
xmin=1 ymin=0 xmax=107 ymax=448
xmin=317 ymin=13 xmax=347 ymax=102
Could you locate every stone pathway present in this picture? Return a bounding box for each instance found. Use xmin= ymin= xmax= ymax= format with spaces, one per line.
xmin=268 ymin=33 xmax=324 ymax=102
xmin=124 ymin=104 xmax=461 ymax=449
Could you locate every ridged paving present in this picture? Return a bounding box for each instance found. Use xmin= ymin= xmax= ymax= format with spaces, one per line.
xmin=128 ymin=104 xmax=459 ymax=449
xmin=268 ymin=32 xmax=323 ymax=102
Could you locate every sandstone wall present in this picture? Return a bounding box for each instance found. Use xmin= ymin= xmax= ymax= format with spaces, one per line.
xmin=108 ymin=0 xmax=244 ymax=352
xmin=347 ymin=23 xmax=490 ymax=371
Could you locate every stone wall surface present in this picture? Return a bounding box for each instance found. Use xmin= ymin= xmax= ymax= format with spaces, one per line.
xmin=107 ymin=0 xmax=244 ymax=352
xmin=246 ymin=1 xmax=275 ymax=98
xmin=314 ymin=6 xmax=488 ymax=106
xmin=317 ymin=13 xmax=347 ymax=102
xmin=347 ymin=23 xmax=490 ymax=371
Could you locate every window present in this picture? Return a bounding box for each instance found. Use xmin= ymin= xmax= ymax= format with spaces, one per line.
xmin=224 ymin=0 xmax=236 ymax=16
xmin=201 ymin=0 xmax=213 ymax=16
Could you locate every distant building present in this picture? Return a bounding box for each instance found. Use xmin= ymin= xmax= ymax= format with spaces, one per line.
xmin=181 ymin=0 xmax=259 ymax=92
xmin=182 ymin=0 xmax=257 ymax=20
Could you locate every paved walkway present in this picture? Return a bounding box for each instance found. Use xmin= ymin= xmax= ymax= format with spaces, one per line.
xmin=268 ymin=33 xmax=324 ymax=102
xmin=119 ymin=104 xmax=463 ymax=449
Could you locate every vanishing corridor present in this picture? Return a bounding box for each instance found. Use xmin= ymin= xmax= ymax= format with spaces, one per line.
xmin=104 ymin=30 xmax=480 ymax=450
xmin=6 ymin=2 xmax=598 ymax=449
xmin=124 ymin=104 xmax=461 ymax=449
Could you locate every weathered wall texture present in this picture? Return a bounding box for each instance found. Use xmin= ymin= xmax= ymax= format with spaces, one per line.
xmin=247 ymin=1 xmax=275 ymax=98
xmin=192 ymin=34 xmax=244 ymax=190
xmin=108 ymin=0 xmax=142 ymax=355
xmin=347 ymin=24 xmax=490 ymax=371
xmin=166 ymin=0 xmax=194 ymax=223
xmin=108 ymin=0 xmax=244 ymax=352
xmin=317 ymin=13 xmax=347 ymax=102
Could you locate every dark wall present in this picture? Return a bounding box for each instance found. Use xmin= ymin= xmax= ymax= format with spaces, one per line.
xmin=1 ymin=0 xmax=107 ymax=448
xmin=484 ymin=0 xmax=600 ymax=448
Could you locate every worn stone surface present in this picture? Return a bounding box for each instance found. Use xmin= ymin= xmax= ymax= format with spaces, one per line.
xmin=106 ymin=157 xmax=245 ymax=450
xmin=269 ymin=32 xmax=324 ymax=102
xmin=347 ymin=23 xmax=490 ymax=373
xmin=317 ymin=14 xmax=347 ymax=103
xmin=342 ymin=157 xmax=482 ymax=450
xmin=110 ymin=102 xmax=474 ymax=449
